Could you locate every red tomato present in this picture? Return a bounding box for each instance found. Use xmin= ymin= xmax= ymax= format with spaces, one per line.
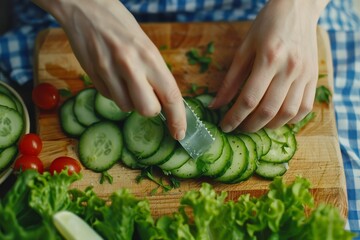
xmin=13 ymin=155 xmax=44 ymax=174
xmin=18 ymin=133 xmax=43 ymax=156
xmin=49 ymin=156 xmax=81 ymax=175
xmin=32 ymin=82 xmax=60 ymax=110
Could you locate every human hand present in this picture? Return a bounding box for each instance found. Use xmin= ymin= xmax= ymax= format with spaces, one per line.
xmin=32 ymin=0 xmax=186 ymax=140
xmin=210 ymin=0 xmax=329 ymax=133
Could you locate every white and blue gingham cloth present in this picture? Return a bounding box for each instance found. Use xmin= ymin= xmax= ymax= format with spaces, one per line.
xmin=1 ymin=0 xmax=360 ymax=236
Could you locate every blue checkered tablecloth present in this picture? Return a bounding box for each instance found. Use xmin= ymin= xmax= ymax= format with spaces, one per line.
xmin=1 ymin=0 xmax=360 ymax=237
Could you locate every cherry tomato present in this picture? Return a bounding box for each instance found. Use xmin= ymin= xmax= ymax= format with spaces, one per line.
xmin=13 ymin=155 xmax=44 ymax=174
xmin=49 ymin=156 xmax=81 ymax=175
xmin=18 ymin=133 xmax=43 ymax=156
xmin=32 ymin=82 xmax=60 ymax=110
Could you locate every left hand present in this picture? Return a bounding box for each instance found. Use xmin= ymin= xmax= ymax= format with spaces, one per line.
xmin=210 ymin=0 xmax=328 ymax=132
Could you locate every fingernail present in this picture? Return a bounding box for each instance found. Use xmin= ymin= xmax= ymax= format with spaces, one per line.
xmin=176 ymin=129 xmax=186 ymax=141
xmin=221 ymin=124 xmax=233 ymax=133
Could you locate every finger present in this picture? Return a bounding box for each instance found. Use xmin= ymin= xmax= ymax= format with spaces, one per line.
xmin=210 ymin=41 xmax=253 ymax=109
xmin=219 ymin=55 xmax=277 ymax=132
xmin=148 ymin=62 xmax=186 ymax=141
xmin=265 ymin=79 xmax=305 ymax=129
xmin=237 ymin=72 xmax=293 ymax=132
xmin=288 ymin=79 xmax=316 ymax=124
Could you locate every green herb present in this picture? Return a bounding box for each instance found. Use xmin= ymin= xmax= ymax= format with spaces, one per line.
xmin=136 ymin=167 xmax=179 ymax=194
xmin=159 ymin=45 xmax=168 ymax=50
xmin=186 ymin=83 xmax=209 ymax=95
xmin=100 ymin=171 xmax=113 ymax=184
xmin=80 ymin=74 xmax=92 ymax=86
xmin=318 ymin=73 xmax=327 ymax=79
xmin=58 ymin=88 xmax=72 ymax=97
xmin=186 ymin=41 xmax=215 ymax=73
xmin=166 ymin=62 xmax=172 ymax=72
xmin=315 ymin=85 xmax=332 ymax=104
xmin=291 ymin=112 xmax=316 ymax=134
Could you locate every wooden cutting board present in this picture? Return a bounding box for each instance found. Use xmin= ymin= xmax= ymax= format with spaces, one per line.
xmin=34 ymin=22 xmax=347 ymax=218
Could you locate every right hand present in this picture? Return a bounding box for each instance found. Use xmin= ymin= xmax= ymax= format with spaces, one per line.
xmin=32 ymin=0 xmax=186 ymax=140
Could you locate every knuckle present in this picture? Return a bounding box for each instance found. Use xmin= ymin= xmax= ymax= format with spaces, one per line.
xmin=280 ymin=106 xmax=298 ymax=120
xmin=263 ymin=41 xmax=285 ymax=65
xmin=258 ymin=105 xmax=277 ymax=120
xmin=240 ymin=93 xmax=259 ymax=110
xmin=162 ymin=86 xmax=182 ymax=106
xmin=137 ymin=104 xmax=161 ymax=117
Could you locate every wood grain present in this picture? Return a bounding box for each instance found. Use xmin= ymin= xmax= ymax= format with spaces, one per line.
xmin=34 ymin=22 xmax=347 ymax=218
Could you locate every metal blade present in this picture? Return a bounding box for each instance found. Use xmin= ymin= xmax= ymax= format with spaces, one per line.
xmin=160 ymin=99 xmax=215 ymax=159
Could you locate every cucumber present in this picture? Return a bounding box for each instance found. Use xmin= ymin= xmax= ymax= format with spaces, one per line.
xmin=158 ymin=146 xmax=190 ymax=171
xmin=203 ymin=133 xmax=232 ymax=178
xmin=59 ymin=97 xmax=86 ymax=137
xmin=231 ymin=134 xmax=258 ymax=183
xmin=195 ymin=94 xmax=214 ymax=107
xmin=184 ymin=97 xmax=206 ymax=120
xmin=261 ymin=126 xmax=297 ymax=163
xmin=0 ymin=83 xmax=24 ymax=116
xmin=215 ymin=134 xmax=248 ymax=183
xmin=137 ymin=130 xmax=176 ymax=166
xmin=242 ymin=132 xmax=262 ymax=159
xmin=171 ymin=158 xmax=205 ymax=179
xmin=0 ymin=93 xmax=17 ymax=110
xmin=256 ymin=128 xmax=272 ymax=156
xmin=78 ymin=121 xmax=123 ymax=172
xmin=255 ymin=161 xmax=288 ymax=179
xmin=121 ymin=147 xmax=146 ymax=170
xmin=197 ymin=122 xmax=223 ymax=163
xmin=0 ymin=106 xmax=24 ymax=148
xmin=94 ymin=92 xmax=129 ymax=121
xmin=123 ymin=112 xmax=164 ymax=158
xmin=0 ymin=145 xmax=18 ymax=173
xmin=73 ymin=88 xmax=102 ymax=126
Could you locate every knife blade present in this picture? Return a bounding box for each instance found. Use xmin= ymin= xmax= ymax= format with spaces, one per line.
xmin=160 ymin=98 xmax=215 ymax=159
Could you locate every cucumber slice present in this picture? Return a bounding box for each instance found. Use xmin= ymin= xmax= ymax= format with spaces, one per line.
xmin=0 ymin=83 xmax=24 ymax=116
xmin=0 ymin=145 xmax=18 ymax=172
xmin=123 ymin=112 xmax=164 ymax=158
xmin=261 ymin=126 xmax=297 ymax=163
xmin=215 ymin=134 xmax=248 ymax=183
xmin=242 ymin=132 xmax=262 ymax=159
xmin=256 ymin=128 xmax=272 ymax=156
xmin=94 ymin=92 xmax=129 ymax=121
xmin=195 ymin=94 xmax=214 ymax=107
xmin=121 ymin=147 xmax=146 ymax=169
xmin=0 ymin=106 xmax=24 ymax=148
xmin=73 ymin=88 xmax=102 ymax=126
xmin=184 ymin=97 xmax=206 ymax=120
xmin=255 ymin=161 xmax=288 ymax=179
xmin=137 ymin=130 xmax=176 ymax=166
xmin=203 ymin=133 xmax=232 ymax=178
xmin=78 ymin=121 xmax=123 ymax=172
xmin=158 ymin=145 xmax=190 ymax=171
xmin=198 ymin=122 xmax=223 ymax=163
xmin=171 ymin=158 xmax=204 ymax=179
xmin=0 ymin=93 xmax=17 ymax=110
xmin=59 ymin=97 xmax=86 ymax=138
xmin=231 ymin=134 xmax=258 ymax=183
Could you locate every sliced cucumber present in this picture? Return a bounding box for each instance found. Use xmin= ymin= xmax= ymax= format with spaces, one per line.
xmin=158 ymin=146 xmax=190 ymax=171
xmin=197 ymin=122 xmax=223 ymax=163
xmin=242 ymin=132 xmax=262 ymax=159
xmin=0 ymin=93 xmax=17 ymax=110
xmin=261 ymin=126 xmax=297 ymax=163
xmin=184 ymin=97 xmax=206 ymax=120
xmin=215 ymin=134 xmax=248 ymax=183
xmin=171 ymin=158 xmax=204 ymax=179
xmin=73 ymin=88 xmax=102 ymax=126
xmin=203 ymin=133 xmax=232 ymax=178
xmin=256 ymin=128 xmax=272 ymax=156
xmin=231 ymin=134 xmax=258 ymax=183
xmin=255 ymin=161 xmax=288 ymax=179
xmin=195 ymin=94 xmax=214 ymax=107
xmin=0 ymin=106 xmax=24 ymax=148
xmin=94 ymin=92 xmax=129 ymax=121
xmin=123 ymin=112 xmax=164 ymax=158
xmin=59 ymin=97 xmax=86 ymax=137
xmin=121 ymin=147 xmax=146 ymax=170
xmin=137 ymin=130 xmax=176 ymax=166
xmin=0 ymin=83 xmax=24 ymax=116
xmin=0 ymin=145 xmax=18 ymax=172
xmin=78 ymin=121 xmax=123 ymax=172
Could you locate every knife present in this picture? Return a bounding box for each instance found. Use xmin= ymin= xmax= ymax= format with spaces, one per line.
xmin=159 ymin=98 xmax=215 ymax=159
